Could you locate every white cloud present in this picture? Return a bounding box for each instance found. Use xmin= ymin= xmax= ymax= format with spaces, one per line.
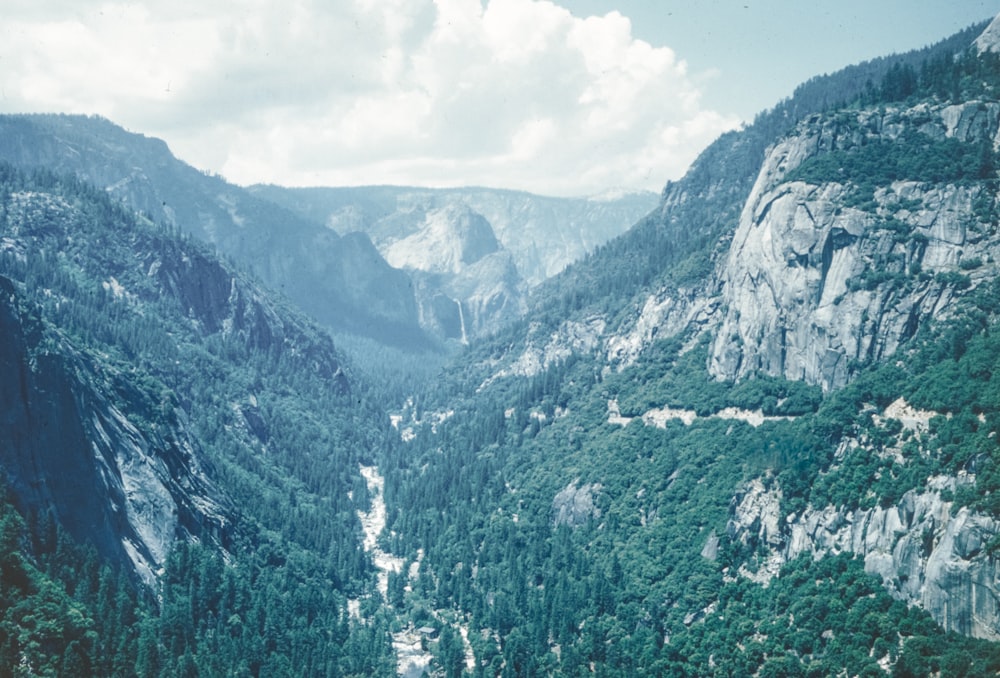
xmin=1 ymin=0 xmax=740 ymax=196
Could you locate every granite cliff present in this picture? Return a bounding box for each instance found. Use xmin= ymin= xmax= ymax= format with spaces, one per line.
xmin=250 ymin=184 xmax=658 ymax=287
xmin=729 ymin=471 xmax=1000 ymax=641
xmin=459 ymin=19 xmax=1000 ymax=646
xmin=382 ymin=204 xmax=525 ymax=342
xmin=0 ymin=274 xmax=231 ymax=586
xmin=250 ymin=184 xmax=656 ymax=341
xmin=710 ymin=99 xmax=1000 ymax=390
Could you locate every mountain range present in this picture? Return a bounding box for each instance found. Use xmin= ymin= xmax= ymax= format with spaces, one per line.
xmin=250 ymin=184 xmax=656 ymax=343
xmin=0 ymin=115 xmax=654 ymax=349
xmin=1 ymin=13 xmax=999 ymax=677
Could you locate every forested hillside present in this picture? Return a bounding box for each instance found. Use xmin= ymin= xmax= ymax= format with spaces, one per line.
xmin=0 ymin=165 xmax=397 ymax=675
xmin=359 ymin=18 xmax=1000 ymax=676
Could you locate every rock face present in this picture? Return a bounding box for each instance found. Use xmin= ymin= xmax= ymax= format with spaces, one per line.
xmin=0 ymin=182 xmax=354 ymax=585
xmin=552 ymin=481 xmax=602 ymax=528
xmin=975 ymin=13 xmax=1000 ymax=53
xmin=710 ymin=100 xmax=1000 ymax=390
xmin=477 ymin=32 xmax=1000 ymax=394
xmin=728 ymin=475 xmax=1000 ymax=640
xmin=383 ymin=205 xmax=525 ymax=341
xmin=385 ymin=205 xmax=501 ymax=274
xmin=483 ymin=316 xmax=607 ymax=387
xmin=147 ymin=241 xmax=350 ymax=390
xmin=450 ymin=190 xmax=658 ymax=285
xmin=0 ymin=277 xmax=231 ymax=585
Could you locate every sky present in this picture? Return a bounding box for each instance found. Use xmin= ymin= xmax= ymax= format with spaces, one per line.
xmin=3 ymin=1 xmax=999 ymax=197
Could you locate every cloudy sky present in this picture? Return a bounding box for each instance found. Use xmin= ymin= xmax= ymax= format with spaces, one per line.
xmin=4 ymin=1 xmax=999 ymax=196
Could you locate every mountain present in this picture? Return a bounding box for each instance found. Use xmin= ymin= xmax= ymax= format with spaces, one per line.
xmin=249 ymin=184 xmax=658 ymax=286
xmin=710 ymin=98 xmax=999 ymax=390
xmin=380 ymin=203 xmax=524 ymax=341
xmin=249 ymin=184 xmax=657 ymax=342
xmin=0 ymin=114 xmax=425 ymax=347
xmin=3 ymin=14 xmax=1000 ymax=678
xmin=0 ymin=115 xmax=653 ymax=348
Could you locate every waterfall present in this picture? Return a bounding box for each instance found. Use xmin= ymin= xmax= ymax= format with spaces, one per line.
xmin=456 ymin=298 xmax=468 ymax=345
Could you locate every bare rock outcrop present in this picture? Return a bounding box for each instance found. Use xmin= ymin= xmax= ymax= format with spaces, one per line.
xmin=729 ymin=475 xmax=1000 ymax=640
xmin=710 ymin=101 xmax=1000 ymax=390
xmin=552 ymin=481 xmax=603 ymax=528
xmin=975 ymin=13 xmax=1000 ymax=54
xmin=598 ymin=99 xmax=1000 ymax=392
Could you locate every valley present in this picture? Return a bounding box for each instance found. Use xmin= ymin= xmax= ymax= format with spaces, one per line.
xmin=1 ymin=10 xmax=1000 ymax=677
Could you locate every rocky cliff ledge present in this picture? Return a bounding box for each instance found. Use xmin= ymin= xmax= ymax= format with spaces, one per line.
xmin=0 ymin=278 xmax=232 ymax=585
xmin=710 ymin=100 xmax=1000 ymax=390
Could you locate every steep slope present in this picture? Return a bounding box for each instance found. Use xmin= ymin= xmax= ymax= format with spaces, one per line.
xmin=0 ymin=275 xmax=230 ymax=586
xmin=0 ymin=164 xmax=397 ymax=674
xmin=466 ymin=19 xmax=997 ymax=392
xmin=382 ymin=204 xmax=525 ymax=341
xmin=0 ymin=114 xmax=424 ymax=346
xmin=710 ymin=100 xmax=1000 ymax=390
xmin=3 ymin=15 xmax=1000 ymax=678
xmin=531 ymin=19 xmax=989 ymax=324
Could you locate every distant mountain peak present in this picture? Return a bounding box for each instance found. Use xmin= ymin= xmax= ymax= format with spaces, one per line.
xmin=384 ymin=204 xmax=500 ymax=275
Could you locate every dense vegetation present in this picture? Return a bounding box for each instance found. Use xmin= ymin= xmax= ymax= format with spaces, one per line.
xmin=787 ymin=130 xmax=996 ymax=200
xmin=778 ymin=39 xmax=1000 ymax=213
xmin=0 ymin=494 xmax=395 ymax=677
xmin=371 ymin=280 xmax=1000 ymax=674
